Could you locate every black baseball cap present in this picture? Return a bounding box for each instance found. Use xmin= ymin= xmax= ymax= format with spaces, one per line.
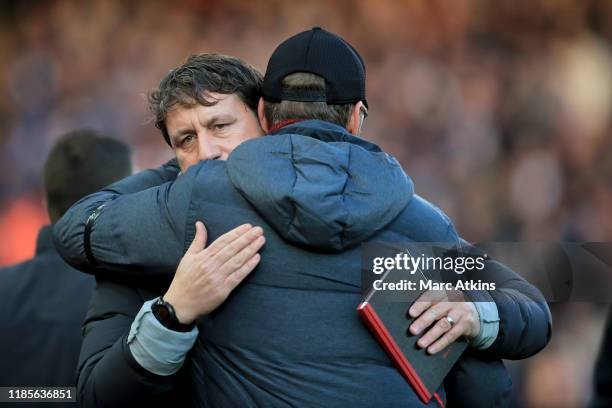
xmin=262 ymin=27 xmax=367 ymax=108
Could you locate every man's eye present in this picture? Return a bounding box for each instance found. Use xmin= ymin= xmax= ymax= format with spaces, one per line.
xmin=182 ymin=135 xmax=195 ymax=145
xmin=214 ymin=123 xmax=228 ymax=130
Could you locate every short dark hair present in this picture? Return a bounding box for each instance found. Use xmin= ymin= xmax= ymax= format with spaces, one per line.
xmin=149 ymin=53 xmax=263 ymax=146
xmin=43 ymin=130 xmax=132 ymax=223
xmin=263 ymin=72 xmax=354 ymax=128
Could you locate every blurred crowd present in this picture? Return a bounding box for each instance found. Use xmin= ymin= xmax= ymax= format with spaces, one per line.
xmin=1 ymin=1 xmax=610 ymax=407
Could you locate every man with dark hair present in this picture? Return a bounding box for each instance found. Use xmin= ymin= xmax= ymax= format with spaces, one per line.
xmin=43 ymin=131 xmax=133 ymax=223
xmin=0 ymin=130 xmax=132 ymax=401
xmin=51 ymin=54 xmax=267 ymax=407
xmin=150 ymin=53 xmax=262 ymax=150
xmin=55 ymin=30 xmax=551 ymax=407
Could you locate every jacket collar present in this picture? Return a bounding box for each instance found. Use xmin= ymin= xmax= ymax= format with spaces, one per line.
xmin=270 ymin=119 xmax=383 ymax=153
xmin=36 ymin=225 xmax=55 ymax=255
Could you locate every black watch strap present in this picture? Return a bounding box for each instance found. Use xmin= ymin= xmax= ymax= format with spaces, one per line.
xmin=151 ymin=297 xmax=195 ymax=333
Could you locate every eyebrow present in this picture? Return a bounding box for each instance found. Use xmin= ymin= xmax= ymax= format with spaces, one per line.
xmin=169 ymin=113 xmax=238 ymax=142
xmin=203 ymin=114 xmax=236 ymax=128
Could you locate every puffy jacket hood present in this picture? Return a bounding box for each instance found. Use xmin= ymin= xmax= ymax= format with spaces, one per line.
xmin=226 ymin=120 xmax=413 ymax=251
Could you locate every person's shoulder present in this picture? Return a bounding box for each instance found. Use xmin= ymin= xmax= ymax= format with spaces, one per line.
xmin=394 ymin=194 xmax=458 ymax=242
xmin=406 ymin=194 xmax=451 ymax=218
xmin=0 ymin=256 xmax=62 ymax=318
xmin=0 ymin=261 xmax=26 ymax=299
xmin=0 ymin=253 xmax=41 ymax=273
xmin=0 ymin=257 xmax=39 ymax=293
xmin=176 ymin=160 xmax=230 ymax=194
xmin=184 ymin=160 xmax=227 ymax=178
xmin=0 ymin=260 xmax=27 ymax=277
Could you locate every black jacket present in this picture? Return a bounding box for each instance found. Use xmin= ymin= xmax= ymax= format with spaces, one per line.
xmin=76 ymin=277 xmax=193 ymax=408
xmin=0 ymin=227 xmax=95 ymax=407
xmin=591 ymin=308 xmax=612 ymax=408
xmin=56 ymin=121 xmax=552 ymax=407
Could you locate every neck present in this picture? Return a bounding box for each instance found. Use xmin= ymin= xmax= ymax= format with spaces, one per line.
xmin=268 ymin=118 xmax=305 ymax=133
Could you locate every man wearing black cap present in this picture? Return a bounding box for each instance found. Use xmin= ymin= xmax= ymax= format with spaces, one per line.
xmin=55 ymin=29 xmax=551 ymax=407
xmin=261 ymin=26 xmax=548 ymax=363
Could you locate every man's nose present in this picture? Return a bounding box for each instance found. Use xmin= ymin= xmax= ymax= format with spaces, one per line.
xmin=198 ymin=137 xmax=223 ymax=161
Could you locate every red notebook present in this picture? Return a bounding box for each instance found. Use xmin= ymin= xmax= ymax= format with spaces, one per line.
xmin=358 ymin=256 xmax=467 ymax=404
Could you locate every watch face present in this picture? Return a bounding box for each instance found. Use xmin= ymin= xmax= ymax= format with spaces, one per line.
xmin=152 ymin=298 xmax=194 ymax=332
xmin=152 ymin=302 xmax=173 ymax=327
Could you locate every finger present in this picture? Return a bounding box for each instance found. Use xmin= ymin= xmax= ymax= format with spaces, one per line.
xmin=218 ymin=235 xmax=265 ymax=276
xmin=186 ymin=221 xmax=208 ymax=254
xmin=409 ymin=301 xmax=452 ymax=335
xmin=205 ymin=224 xmax=254 ymax=257
xmin=446 ymin=289 xmax=465 ymax=302
xmin=408 ymin=289 xmax=446 ymax=318
xmin=212 ymin=226 xmax=264 ymax=265
xmin=427 ymin=320 xmax=466 ymax=354
xmin=223 ymin=253 xmax=261 ymax=289
xmin=416 ymin=315 xmax=454 ymax=349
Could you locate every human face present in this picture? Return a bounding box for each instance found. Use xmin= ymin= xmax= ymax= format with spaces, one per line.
xmin=166 ymin=92 xmax=264 ymax=172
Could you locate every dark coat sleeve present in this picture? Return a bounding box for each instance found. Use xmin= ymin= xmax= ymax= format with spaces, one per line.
xmin=590 ymin=308 xmax=612 ymax=408
xmin=53 ymin=159 xmax=194 ymax=276
xmin=459 ymin=239 xmax=552 ymax=360
xmin=77 ymin=279 xmax=193 ymax=408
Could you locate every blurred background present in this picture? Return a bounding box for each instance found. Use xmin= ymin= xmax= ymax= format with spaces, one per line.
xmin=0 ymin=0 xmax=610 ymax=406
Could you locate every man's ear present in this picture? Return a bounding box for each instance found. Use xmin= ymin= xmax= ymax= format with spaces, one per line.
xmin=346 ymin=101 xmax=365 ymax=136
xmin=258 ymin=98 xmax=269 ymax=133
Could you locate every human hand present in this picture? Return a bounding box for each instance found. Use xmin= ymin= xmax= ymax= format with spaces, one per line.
xmin=164 ymin=221 xmax=265 ymax=324
xmin=407 ymin=289 xmax=480 ymax=354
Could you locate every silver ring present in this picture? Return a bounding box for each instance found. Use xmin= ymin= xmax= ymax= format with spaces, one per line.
xmin=445 ymin=316 xmax=456 ymax=327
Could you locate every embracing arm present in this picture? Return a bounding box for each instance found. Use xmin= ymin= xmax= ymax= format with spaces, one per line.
xmin=53 ymin=159 xmax=194 ymax=276
xmin=77 ymin=281 xmax=193 ymax=408
xmin=77 ymin=223 xmax=264 ymax=407
xmin=408 ymin=239 xmax=552 ymax=360
xmin=459 ymin=239 xmax=552 ymax=359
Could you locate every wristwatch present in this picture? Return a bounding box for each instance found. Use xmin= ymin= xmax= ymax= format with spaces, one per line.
xmin=151 ymin=297 xmax=196 ymax=332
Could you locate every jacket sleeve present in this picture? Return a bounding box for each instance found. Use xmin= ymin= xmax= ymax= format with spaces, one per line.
xmin=77 ymin=279 xmax=192 ymax=408
xmin=591 ymin=308 xmax=612 ymax=408
xmin=53 ymin=159 xmax=194 ymax=276
xmin=459 ymin=239 xmax=553 ymax=360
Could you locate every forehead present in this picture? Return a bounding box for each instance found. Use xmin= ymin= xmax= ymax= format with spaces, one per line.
xmin=166 ymin=93 xmax=249 ymax=128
